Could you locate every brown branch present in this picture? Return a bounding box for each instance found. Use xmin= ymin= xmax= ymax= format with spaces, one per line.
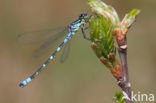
xmin=115 ymin=26 xmax=133 ymax=103
xmin=119 ymin=48 xmax=132 ymax=103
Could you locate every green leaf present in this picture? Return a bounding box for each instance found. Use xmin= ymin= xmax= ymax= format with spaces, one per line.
xmin=88 ymin=0 xmax=119 ymax=28
xmin=89 ymin=14 xmax=114 ymax=60
xmin=88 ymin=0 xmax=118 ymax=68
xmin=122 ymin=9 xmax=140 ymax=29
xmin=127 ymin=9 xmax=140 ymax=19
xmin=114 ymin=92 xmax=126 ymax=103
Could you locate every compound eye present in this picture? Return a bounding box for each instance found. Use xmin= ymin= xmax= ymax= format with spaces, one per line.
xmin=80 ymin=14 xmax=86 ymax=18
xmin=79 ymin=14 xmax=82 ymax=17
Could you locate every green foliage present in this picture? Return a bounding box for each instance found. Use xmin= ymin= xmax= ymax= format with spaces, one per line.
xmin=88 ymin=0 xmax=119 ymax=28
xmin=88 ymin=0 xmax=140 ymax=63
xmin=89 ymin=15 xmax=114 ymax=59
xmin=121 ymin=9 xmax=140 ymax=30
xmin=88 ymin=0 xmax=118 ymax=62
xmin=127 ymin=9 xmax=140 ymax=19
xmin=114 ymin=92 xmax=126 ymax=103
xmin=88 ymin=1 xmax=140 ymax=102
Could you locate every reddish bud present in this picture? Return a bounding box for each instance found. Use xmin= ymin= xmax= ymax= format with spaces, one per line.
xmin=100 ymin=57 xmax=112 ymax=68
xmin=108 ymin=53 xmax=115 ymax=63
xmin=110 ymin=62 xmax=123 ymax=79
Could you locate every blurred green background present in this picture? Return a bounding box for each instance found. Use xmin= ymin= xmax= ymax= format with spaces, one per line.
xmin=0 ymin=0 xmax=155 ymax=103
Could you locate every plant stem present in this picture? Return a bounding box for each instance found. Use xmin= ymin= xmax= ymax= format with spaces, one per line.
xmin=120 ymin=51 xmax=132 ymax=103
xmin=117 ymin=38 xmax=133 ymax=103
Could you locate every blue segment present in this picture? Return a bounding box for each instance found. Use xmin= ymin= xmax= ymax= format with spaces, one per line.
xmin=26 ymin=77 xmax=32 ymax=83
xmin=57 ymin=47 xmax=61 ymax=52
xmin=21 ymin=81 xmax=27 ymax=86
xmin=50 ymin=56 xmax=53 ymax=60
xmin=36 ymin=72 xmax=39 ymax=75
xmin=64 ymin=38 xmax=68 ymax=43
xmin=72 ymin=23 xmax=80 ymax=29
xmin=42 ymin=64 xmax=46 ymax=67
xmin=75 ymin=24 xmax=81 ymax=29
xmin=19 ymin=77 xmax=32 ymax=88
xmin=67 ymin=33 xmax=72 ymax=37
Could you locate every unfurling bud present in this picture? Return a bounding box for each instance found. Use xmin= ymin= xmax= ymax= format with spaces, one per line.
xmin=110 ymin=62 xmax=123 ymax=79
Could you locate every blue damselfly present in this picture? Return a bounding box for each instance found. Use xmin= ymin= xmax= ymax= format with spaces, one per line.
xmin=19 ymin=14 xmax=91 ymax=88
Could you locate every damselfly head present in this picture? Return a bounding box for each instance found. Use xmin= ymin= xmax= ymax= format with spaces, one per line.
xmin=79 ymin=14 xmax=88 ymax=20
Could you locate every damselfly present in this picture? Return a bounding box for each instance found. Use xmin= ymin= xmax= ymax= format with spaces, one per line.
xmin=19 ymin=14 xmax=91 ymax=88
